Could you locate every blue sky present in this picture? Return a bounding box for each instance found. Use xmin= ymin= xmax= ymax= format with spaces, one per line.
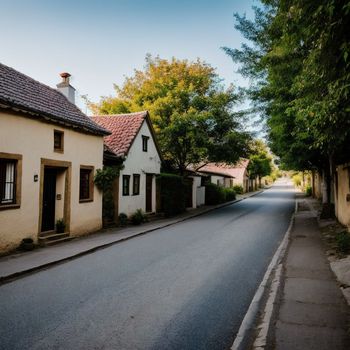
xmin=1 ymin=0 xmax=257 ymax=112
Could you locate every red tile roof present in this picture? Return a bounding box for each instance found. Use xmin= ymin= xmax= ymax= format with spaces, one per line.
xmin=0 ymin=63 xmax=109 ymax=136
xmin=91 ymin=112 xmax=148 ymax=158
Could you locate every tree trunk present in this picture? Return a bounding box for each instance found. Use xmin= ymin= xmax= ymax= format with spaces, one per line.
xmin=320 ymin=155 xmax=335 ymax=219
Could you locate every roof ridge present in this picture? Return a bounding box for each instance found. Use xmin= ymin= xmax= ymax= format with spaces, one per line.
xmin=91 ymin=111 xmax=148 ymax=118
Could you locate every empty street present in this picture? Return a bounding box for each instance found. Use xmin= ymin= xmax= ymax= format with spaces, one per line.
xmin=0 ymin=182 xmax=295 ymax=350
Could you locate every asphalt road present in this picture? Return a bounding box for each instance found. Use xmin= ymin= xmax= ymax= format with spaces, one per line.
xmin=0 ymin=181 xmax=295 ymax=350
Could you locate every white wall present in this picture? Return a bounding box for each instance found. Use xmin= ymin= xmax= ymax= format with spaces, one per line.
xmin=0 ymin=111 xmax=104 ymax=253
xmin=118 ymin=120 xmax=161 ymax=216
xmin=211 ymin=175 xmax=225 ymax=186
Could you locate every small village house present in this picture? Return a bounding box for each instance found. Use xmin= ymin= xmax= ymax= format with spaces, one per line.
xmin=92 ymin=112 xmax=162 ymax=218
xmin=228 ymin=159 xmax=250 ymax=192
xmin=0 ymin=63 xmax=108 ymax=253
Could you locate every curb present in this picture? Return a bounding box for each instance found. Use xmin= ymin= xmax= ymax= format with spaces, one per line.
xmin=231 ymin=198 xmax=297 ymax=350
xmin=0 ymin=189 xmax=266 ymax=284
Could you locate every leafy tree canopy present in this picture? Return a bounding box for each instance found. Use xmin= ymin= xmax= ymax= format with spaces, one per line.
xmin=89 ymin=55 xmax=251 ymax=174
xmin=224 ymin=0 xmax=350 ymax=171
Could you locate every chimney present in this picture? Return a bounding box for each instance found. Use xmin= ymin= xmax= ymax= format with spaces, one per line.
xmin=56 ymin=72 xmax=76 ymax=104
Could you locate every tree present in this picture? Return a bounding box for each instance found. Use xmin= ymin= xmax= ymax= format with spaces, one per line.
xmin=90 ymin=56 xmax=251 ymax=174
xmin=224 ymin=0 xmax=350 ymax=214
xmin=248 ymin=139 xmax=272 ymax=187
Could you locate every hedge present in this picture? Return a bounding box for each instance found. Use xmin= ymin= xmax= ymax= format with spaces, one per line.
xmin=156 ymin=173 xmax=186 ymax=217
xmin=205 ymin=183 xmax=236 ymax=205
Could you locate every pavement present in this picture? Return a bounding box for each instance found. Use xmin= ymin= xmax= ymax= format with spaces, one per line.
xmin=252 ymin=194 xmax=350 ymax=350
xmin=0 ymin=189 xmax=263 ymax=283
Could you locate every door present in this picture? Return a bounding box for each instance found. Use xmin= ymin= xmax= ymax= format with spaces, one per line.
xmin=41 ymin=168 xmax=56 ymax=232
xmin=146 ymin=174 xmax=153 ymax=212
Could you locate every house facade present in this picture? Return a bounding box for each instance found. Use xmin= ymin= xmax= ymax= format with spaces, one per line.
xmin=230 ymin=159 xmax=250 ymax=192
xmin=92 ymin=112 xmax=161 ymax=217
xmin=0 ymin=64 xmax=108 ymax=253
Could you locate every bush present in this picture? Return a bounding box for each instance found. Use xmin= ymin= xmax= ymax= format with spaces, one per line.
xmin=56 ymin=218 xmax=65 ymax=233
xmin=336 ymin=231 xmax=350 ymax=254
xmin=292 ymin=174 xmax=302 ymax=187
xmin=118 ymin=213 xmax=128 ymax=227
xmin=205 ymin=183 xmax=226 ymax=205
xmin=305 ymin=185 xmax=312 ymax=197
xmin=157 ymin=173 xmax=186 ymax=217
xmin=130 ymin=209 xmax=147 ymax=225
xmin=224 ymin=188 xmax=236 ymax=201
xmin=233 ymin=185 xmax=244 ymax=194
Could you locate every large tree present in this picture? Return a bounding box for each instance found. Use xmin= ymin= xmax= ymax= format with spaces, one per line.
xmin=224 ymin=0 xmax=350 ymax=211
xmin=90 ymin=56 xmax=251 ymax=174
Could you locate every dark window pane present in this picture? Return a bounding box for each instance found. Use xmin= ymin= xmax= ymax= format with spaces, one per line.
xmin=142 ymin=135 xmax=149 ymax=152
xmin=80 ymin=169 xmax=90 ymax=200
xmin=0 ymin=159 xmax=17 ymax=205
xmin=123 ymin=175 xmax=130 ymax=196
xmin=133 ymin=174 xmax=140 ymax=195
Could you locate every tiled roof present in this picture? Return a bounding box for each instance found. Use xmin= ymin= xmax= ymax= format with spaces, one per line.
xmin=91 ymin=112 xmax=148 ymax=158
xmin=191 ymin=159 xmax=250 ymax=178
xmin=0 ymin=63 xmax=109 ymax=136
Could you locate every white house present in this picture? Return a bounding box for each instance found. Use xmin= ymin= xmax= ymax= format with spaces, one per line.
xmin=0 ymin=63 xmax=108 ymax=253
xmin=92 ymin=111 xmax=162 ymax=217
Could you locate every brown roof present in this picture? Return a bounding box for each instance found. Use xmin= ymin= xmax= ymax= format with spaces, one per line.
xmin=193 ymin=159 xmax=250 ymax=178
xmin=92 ymin=111 xmax=151 ymax=158
xmin=0 ymin=63 xmax=109 ymax=136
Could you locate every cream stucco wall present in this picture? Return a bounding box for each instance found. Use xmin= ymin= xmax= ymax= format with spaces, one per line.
xmin=335 ymin=165 xmax=350 ymax=228
xmin=118 ymin=120 xmax=161 ymax=216
xmin=0 ymin=111 xmax=104 ymax=253
xmin=211 ymin=175 xmax=225 ymax=187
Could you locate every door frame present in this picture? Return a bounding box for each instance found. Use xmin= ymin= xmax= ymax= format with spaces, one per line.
xmin=38 ymin=158 xmax=72 ymax=234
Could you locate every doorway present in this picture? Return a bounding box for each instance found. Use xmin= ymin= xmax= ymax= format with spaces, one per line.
xmin=41 ymin=168 xmax=57 ymax=232
xmin=146 ymin=174 xmax=153 ymax=212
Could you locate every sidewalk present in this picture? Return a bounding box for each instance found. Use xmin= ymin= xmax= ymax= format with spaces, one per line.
xmin=0 ymin=189 xmax=263 ymax=283
xmin=262 ymin=196 xmax=350 ymax=349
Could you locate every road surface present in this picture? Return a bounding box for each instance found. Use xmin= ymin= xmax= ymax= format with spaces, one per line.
xmin=0 ymin=181 xmax=295 ymax=350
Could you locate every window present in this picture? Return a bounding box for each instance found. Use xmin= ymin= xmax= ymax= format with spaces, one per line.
xmin=133 ymin=174 xmax=140 ymax=195
xmin=0 ymin=153 xmax=22 ymax=209
xmin=123 ymin=175 xmax=130 ymax=196
xmin=142 ymin=135 xmax=149 ymax=152
xmin=54 ymin=130 xmax=64 ymax=152
xmin=79 ymin=166 xmax=94 ymax=202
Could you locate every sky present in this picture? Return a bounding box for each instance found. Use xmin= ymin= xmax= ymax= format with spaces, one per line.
xmin=1 ymin=0 xmax=257 ymax=113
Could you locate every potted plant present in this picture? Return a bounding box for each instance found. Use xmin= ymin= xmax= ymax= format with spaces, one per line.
xmin=56 ymin=218 xmax=66 ymax=233
xmin=20 ymin=237 xmax=34 ymax=251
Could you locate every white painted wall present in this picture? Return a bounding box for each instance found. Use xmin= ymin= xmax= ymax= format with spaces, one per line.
xmin=211 ymin=175 xmax=225 ymax=186
xmin=0 ymin=111 xmax=104 ymax=253
xmin=118 ymin=120 xmax=161 ymax=216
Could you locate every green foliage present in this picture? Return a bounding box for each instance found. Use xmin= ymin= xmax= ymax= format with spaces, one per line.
xmin=224 ymin=0 xmax=350 ymax=172
xmin=224 ymin=188 xmax=236 ymax=201
xmin=292 ymin=174 xmax=302 ymax=187
xmin=130 ymin=209 xmax=148 ymax=225
xmin=118 ymin=213 xmax=128 ymax=227
xmin=156 ymin=173 xmax=186 ymax=217
xmin=205 ymin=183 xmax=226 ymax=205
xmin=55 ymin=218 xmax=65 ymax=233
xmin=248 ymin=140 xmax=272 ymax=180
xmin=336 ymin=231 xmax=350 ymax=254
xmin=233 ymin=185 xmax=244 ymax=194
xmin=305 ymin=185 xmax=312 ymax=197
xmin=90 ymin=56 xmax=251 ymax=173
xmin=94 ymin=165 xmax=123 ymax=223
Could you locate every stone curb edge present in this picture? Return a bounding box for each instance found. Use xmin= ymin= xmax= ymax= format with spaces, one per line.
xmin=230 ymin=197 xmax=297 ymax=350
xmin=0 ymin=189 xmax=265 ymax=284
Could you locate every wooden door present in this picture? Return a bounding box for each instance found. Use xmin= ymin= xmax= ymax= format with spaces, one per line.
xmin=41 ymin=168 xmax=56 ymax=232
xmin=146 ymin=174 xmax=153 ymax=212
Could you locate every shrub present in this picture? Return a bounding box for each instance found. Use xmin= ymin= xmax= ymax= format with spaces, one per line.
xmin=292 ymin=174 xmax=302 ymax=187
xmin=130 ymin=209 xmax=148 ymax=225
xmin=336 ymin=231 xmax=350 ymax=254
xmin=224 ymin=188 xmax=236 ymax=201
xmin=156 ymin=173 xmax=186 ymax=217
xmin=118 ymin=213 xmax=128 ymax=227
xmin=233 ymin=185 xmax=244 ymax=194
xmin=56 ymin=218 xmax=65 ymax=233
xmin=205 ymin=183 xmax=226 ymax=205
xmin=305 ymin=185 xmax=312 ymax=197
